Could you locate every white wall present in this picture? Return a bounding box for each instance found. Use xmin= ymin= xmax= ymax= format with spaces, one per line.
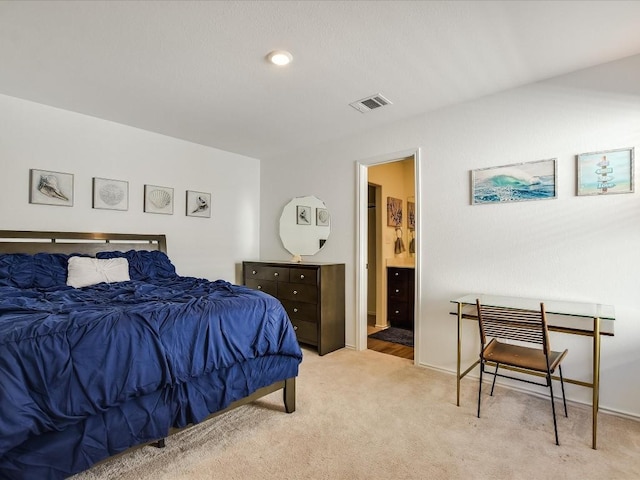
xmin=260 ymin=54 xmax=640 ymax=417
xmin=0 ymin=94 xmax=261 ymax=282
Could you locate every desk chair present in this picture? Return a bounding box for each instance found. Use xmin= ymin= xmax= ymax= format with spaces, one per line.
xmin=476 ymin=299 xmax=568 ymax=445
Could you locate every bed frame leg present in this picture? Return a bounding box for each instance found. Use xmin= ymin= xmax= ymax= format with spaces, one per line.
xmin=152 ymin=438 xmax=166 ymax=448
xmin=284 ymin=377 xmax=296 ymax=413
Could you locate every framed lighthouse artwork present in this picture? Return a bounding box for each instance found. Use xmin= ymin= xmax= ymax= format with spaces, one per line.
xmin=577 ymin=147 xmax=634 ymax=196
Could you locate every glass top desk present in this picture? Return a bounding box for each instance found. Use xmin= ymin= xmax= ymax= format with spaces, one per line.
xmin=451 ymin=294 xmax=615 ymax=449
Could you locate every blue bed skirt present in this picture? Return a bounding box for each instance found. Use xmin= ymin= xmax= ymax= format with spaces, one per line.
xmin=0 ymin=354 xmax=299 ymax=479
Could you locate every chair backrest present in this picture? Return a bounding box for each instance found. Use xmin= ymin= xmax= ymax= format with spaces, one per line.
xmin=476 ymin=299 xmax=551 ymax=354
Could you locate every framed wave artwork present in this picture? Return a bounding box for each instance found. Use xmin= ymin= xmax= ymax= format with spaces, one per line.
xmin=471 ymin=158 xmax=557 ymax=205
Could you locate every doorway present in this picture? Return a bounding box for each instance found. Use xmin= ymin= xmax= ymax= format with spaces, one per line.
xmin=356 ymin=149 xmax=421 ymax=364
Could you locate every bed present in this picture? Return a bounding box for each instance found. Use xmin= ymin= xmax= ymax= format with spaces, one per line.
xmin=0 ymin=231 xmax=303 ymax=479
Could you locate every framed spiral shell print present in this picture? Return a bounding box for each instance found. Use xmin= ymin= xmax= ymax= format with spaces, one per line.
xmin=144 ymin=184 xmax=174 ymax=215
xmin=186 ymin=190 xmax=211 ymax=218
xmin=29 ymin=169 xmax=74 ymax=207
xmin=92 ymin=177 xmax=128 ymax=211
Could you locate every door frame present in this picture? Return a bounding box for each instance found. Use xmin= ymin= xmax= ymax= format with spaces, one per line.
xmin=355 ymin=148 xmax=422 ymax=364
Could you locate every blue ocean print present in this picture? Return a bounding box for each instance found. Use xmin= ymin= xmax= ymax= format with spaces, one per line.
xmin=473 ymin=161 xmax=556 ymax=204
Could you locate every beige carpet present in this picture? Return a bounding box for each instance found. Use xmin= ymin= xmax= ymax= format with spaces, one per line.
xmin=72 ymin=348 xmax=640 ymax=480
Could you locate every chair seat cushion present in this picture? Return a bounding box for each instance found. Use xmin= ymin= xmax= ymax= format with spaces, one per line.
xmin=483 ymin=339 xmax=567 ymax=373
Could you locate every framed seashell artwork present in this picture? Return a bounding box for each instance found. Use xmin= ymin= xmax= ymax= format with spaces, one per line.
xmin=29 ymin=169 xmax=74 ymax=207
xmin=316 ymin=207 xmax=330 ymax=227
xmin=92 ymin=177 xmax=128 ymax=211
xmin=296 ymin=205 xmax=312 ymax=225
xmin=186 ymin=190 xmax=211 ymax=218
xmin=144 ymin=184 xmax=174 ymax=215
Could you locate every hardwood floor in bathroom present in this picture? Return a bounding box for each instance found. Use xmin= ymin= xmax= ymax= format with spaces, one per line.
xmin=367 ymin=324 xmax=414 ymax=360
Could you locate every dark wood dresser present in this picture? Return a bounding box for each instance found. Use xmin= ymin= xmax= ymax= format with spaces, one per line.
xmin=242 ymin=261 xmax=345 ymax=355
xmin=387 ymin=266 xmax=415 ymax=330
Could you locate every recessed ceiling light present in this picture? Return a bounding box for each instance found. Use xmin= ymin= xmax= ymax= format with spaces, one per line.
xmin=267 ymin=50 xmax=293 ymax=66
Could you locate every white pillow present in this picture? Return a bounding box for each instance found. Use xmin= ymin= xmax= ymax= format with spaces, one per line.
xmin=67 ymin=256 xmax=130 ymax=288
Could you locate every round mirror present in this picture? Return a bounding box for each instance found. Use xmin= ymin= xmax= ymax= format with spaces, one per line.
xmin=279 ymin=195 xmax=330 ymax=257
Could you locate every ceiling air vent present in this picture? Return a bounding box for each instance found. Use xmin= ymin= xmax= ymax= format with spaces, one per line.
xmin=349 ymin=93 xmax=392 ymax=113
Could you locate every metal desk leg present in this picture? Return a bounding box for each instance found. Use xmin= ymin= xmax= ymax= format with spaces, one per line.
xmin=457 ymin=302 xmax=462 ymax=407
xmin=592 ymin=316 xmax=601 ymax=449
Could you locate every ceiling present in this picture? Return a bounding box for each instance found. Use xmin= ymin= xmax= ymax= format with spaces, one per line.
xmin=1 ymin=0 xmax=640 ymax=159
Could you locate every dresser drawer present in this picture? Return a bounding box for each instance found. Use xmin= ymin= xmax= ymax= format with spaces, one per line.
xmin=387 ymin=267 xmax=411 ymax=301
xmin=244 ymin=264 xmax=289 ymax=282
xmin=388 ymin=302 xmax=409 ymax=322
xmin=277 ymin=281 xmax=318 ymax=303
xmin=388 ymin=302 xmax=413 ymax=329
xmin=291 ymin=319 xmax=318 ymax=345
xmin=245 ymin=278 xmax=277 ymax=297
xmin=288 ymin=268 xmax=317 ymax=285
xmin=280 ymin=300 xmax=318 ymax=323
xmin=388 ymin=267 xmax=411 ymax=282
xmin=388 ymin=283 xmax=408 ymax=301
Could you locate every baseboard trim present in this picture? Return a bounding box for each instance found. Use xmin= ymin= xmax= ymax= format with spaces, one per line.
xmin=418 ymin=361 xmax=640 ymax=422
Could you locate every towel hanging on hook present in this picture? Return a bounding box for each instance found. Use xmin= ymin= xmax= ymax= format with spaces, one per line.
xmin=394 ymin=227 xmax=405 ymax=254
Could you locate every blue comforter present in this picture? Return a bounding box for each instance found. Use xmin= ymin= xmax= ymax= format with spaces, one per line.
xmin=0 ymin=277 xmax=302 ymax=479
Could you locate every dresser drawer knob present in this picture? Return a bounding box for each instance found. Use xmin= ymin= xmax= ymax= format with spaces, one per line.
xmin=395 ymin=310 xmax=400 ymax=314
xmin=257 ymin=285 xmax=262 ymax=290
xmin=293 ymin=308 xmax=298 ymax=313
xmin=293 ymin=290 xmax=298 ymax=295
xmin=300 ymin=274 xmax=305 ymax=279
xmin=252 ymin=270 xmax=257 ymax=275
xmin=274 ymin=272 xmax=279 ymax=277
xmin=395 ymin=272 xmax=399 ymax=276
xmin=395 ymin=289 xmax=400 ymax=293
xmin=293 ymin=325 xmax=298 ymax=331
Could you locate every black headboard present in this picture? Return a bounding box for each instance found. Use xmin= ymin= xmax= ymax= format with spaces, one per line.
xmin=0 ymin=230 xmax=167 ymax=255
